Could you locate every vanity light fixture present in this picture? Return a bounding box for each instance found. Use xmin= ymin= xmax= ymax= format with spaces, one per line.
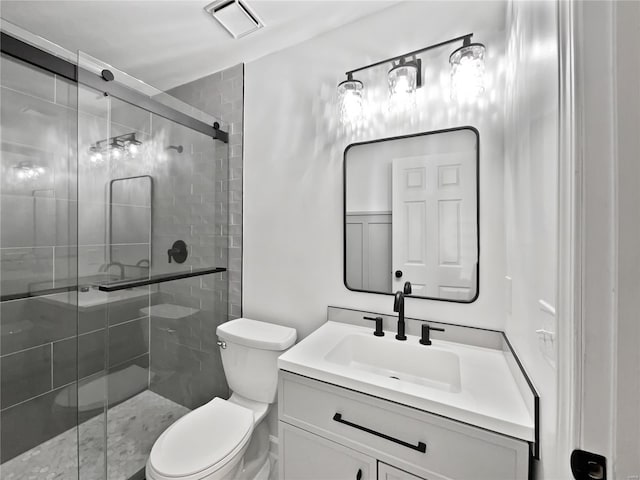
xmin=11 ymin=161 xmax=45 ymax=180
xmin=337 ymin=72 xmax=364 ymax=125
xmin=449 ymin=37 xmax=486 ymax=101
xmin=338 ymin=33 xmax=485 ymax=120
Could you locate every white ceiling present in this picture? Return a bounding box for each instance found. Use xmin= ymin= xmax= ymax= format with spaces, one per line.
xmin=0 ymin=0 xmax=399 ymax=90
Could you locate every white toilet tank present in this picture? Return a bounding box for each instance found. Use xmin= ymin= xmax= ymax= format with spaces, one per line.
xmin=216 ymin=318 xmax=297 ymax=404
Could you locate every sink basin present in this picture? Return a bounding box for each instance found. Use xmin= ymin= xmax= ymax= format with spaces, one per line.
xmin=325 ymin=334 xmax=461 ymax=393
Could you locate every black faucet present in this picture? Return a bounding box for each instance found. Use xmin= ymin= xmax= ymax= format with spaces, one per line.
xmin=393 ymin=291 xmax=407 ymax=341
xmin=100 ymin=262 xmax=125 ymax=280
xmin=403 ymin=281 xmax=412 ymax=295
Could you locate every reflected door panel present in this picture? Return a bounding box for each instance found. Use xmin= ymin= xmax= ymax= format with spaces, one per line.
xmin=392 ymin=152 xmax=476 ymax=299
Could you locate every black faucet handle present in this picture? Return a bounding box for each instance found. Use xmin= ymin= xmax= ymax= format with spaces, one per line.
xmin=419 ymin=323 xmax=445 ymax=345
xmin=363 ymin=316 xmax=385 ymax=337
xmin=403 ymin=281 xmax=412 ymax=294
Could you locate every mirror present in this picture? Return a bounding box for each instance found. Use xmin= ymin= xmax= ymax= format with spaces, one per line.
xmin=109 ymin=175 xmax=152 ymax=272
xmin=344 ymin=127 xmax=479 ymax=302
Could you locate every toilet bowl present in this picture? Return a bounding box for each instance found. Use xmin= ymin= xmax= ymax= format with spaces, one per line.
xmin=146 ymin=318 xmax=297 ymax=480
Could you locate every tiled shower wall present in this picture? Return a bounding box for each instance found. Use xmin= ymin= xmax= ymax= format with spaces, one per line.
xmin=143 ymin=64 xmax=243 ymax=410
xmin=147 ymin=115 xmax=230 ymax=409
xmin=168 ymin=63 xmax=243 ymax=321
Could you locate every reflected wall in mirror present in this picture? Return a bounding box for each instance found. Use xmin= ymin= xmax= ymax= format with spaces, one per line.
xmin=344 ymin=127 xmax=479 ymax=302
xmin=109 ymin=175 xmax=152 ymax=273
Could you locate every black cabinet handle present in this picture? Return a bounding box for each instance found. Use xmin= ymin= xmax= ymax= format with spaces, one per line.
xmin=356 ymin=469 xmax=362 ymax=480
xmin=332 ymin=413 xmax=426 ymax=453
xmin=395 ymin=270 xmax=403 ymax=278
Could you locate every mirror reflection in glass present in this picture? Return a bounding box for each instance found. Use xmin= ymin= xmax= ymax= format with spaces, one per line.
xmin=344 ymin=127 xmax=479 ymax=302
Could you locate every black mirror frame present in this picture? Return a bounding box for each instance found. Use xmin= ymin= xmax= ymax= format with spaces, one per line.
xmin=342 ymin=125 xmax=481 ymax=303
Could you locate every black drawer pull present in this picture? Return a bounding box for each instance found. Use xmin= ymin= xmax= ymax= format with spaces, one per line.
xmin=332 ymin=413 xmax=427 ymax=453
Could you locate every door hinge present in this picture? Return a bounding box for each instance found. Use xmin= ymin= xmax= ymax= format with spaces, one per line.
xmin=571 ymin=449 xmax=607 ymax=480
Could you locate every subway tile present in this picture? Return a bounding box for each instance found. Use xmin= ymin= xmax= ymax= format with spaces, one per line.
xmin=110 ymin=244 xmax=151 ymax=272
xmin=106 ymin=353 xmax=149 ymax=409
xmin=110 ymin=99 xmax=151 ymax=134
xmin=52 ymin=329 xmax=106 ymax=388
xmin=108 ymin=317 xmax=149 ymax=368
xmin=150 ymin=310 xmax=200 ymax=350
xmin=1 ymin=55 xmax=55 ymax=102
xmin=54 ymin=245 xmax=78 ymax=288
xmin=0 ymin=383 xmax=77 ymax=463
xmin=107 ymin=293 xmax=150 ymax=326
xmin=0 ymin=196 xmax=76 ymax=248
xmin=54 ymin=75 xmax=77 ymax=108
xmin=0 ymin=343 xmax=52 ymax=408
xmin=0 ymin=292 xmax=77 ymax=354
xmin=0 ymin=89 xmax=76 ymax=176
xmin=0 ymin=247 xmax=54 ymax=297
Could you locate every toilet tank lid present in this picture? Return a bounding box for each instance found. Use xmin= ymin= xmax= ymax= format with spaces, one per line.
xmin=217 ymin=318 xmax=297 ymax=351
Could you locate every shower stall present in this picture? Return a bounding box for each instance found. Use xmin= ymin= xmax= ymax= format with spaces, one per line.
xmin=0 ymin=25 xmax=231 ymax=480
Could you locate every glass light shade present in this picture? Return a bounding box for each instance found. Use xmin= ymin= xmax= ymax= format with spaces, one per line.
xmin=338 ymin=78 xmax=364 ymax=124
xmin=450 ymin=43 xmax=486 ymax=101
xmin=388 ymin=62 xmax=418 ymax=110
xmin=11 ymin=161 xmax=45 ymax=181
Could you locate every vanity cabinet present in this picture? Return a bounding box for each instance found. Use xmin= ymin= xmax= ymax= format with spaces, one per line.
xmin=378 ymin=463 xmax=425 ymax=480
xmin=278 ymin=371 xmax=530 ymax=480
xmin=281 ymin=422 xmax=376 ymax=479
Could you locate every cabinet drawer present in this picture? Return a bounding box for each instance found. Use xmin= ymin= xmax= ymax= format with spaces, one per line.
xmin=280 ymin=422 xmax=376 ymax=480
xmin=279 ymin=371 xmax=530 ymax=480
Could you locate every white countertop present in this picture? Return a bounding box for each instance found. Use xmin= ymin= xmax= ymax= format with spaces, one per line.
xmin=278 ymin=321 xmax=535 ymax=442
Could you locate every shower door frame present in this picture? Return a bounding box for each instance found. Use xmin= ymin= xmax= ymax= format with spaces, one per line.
xmin=0 ymin=32 xmax=229 ymax=144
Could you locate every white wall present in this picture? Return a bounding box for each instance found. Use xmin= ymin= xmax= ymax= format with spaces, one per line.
xmin=503 ymin=1 xmax=560 ymax=478
xmin=244 ymin=1 xmax=507 ymax=339
xmin=613 ymin=2 xmax=640 ymax=476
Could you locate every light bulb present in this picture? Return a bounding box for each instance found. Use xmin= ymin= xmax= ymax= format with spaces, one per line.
xmin=337 ymin=76 xmax=364 ymax=125
xmin=450 ymin=43 xmax=486 ymax=101
xmin=128 ymin=143 xmax=138 ymax=156
xmin=388 ymin=60 xmax=418 ymax=112
xmin=111 ymin=148 xmax=122 ymax=159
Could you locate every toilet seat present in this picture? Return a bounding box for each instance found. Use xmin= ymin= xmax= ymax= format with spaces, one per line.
xmin=147 ymin=398 xmax=254 ymax=480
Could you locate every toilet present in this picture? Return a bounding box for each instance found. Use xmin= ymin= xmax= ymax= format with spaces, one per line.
xmin=146 ymin=318 xmax=297 ymax=480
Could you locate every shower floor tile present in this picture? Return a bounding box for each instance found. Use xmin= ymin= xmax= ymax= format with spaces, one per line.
xmin=0 ymin=390 xmax=189 ymax=480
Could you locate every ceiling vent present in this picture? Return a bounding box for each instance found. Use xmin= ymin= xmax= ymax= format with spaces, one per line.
xmin=204 ymin=0 xmax=264 ymax=39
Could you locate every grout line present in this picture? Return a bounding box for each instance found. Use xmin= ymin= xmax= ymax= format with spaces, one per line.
xmin=0 ymin=342 xmax=51 ymax=359
xmin=108 ymin=314 xmax=150 ymax=328
xmin=50 ymin=343 xmax=54 ymax=390
xmin=0 ymin=379 xmax=76 ymax=413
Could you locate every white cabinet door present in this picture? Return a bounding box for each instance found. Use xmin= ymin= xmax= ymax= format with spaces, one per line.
xmin=378 ymin=463 xmax=427 ymax=480
xmin=280 ymin=422 xmax=376 ymax=480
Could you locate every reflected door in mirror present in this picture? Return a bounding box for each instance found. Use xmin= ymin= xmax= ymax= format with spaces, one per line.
xmin=344 ymin=127 xmax=479 ymax=302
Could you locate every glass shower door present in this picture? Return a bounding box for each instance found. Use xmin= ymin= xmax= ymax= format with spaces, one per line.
xmin=76 ymin=52 xmax=230 ymax=480
xmin=0 ymin=48 xmax=80 ymax=479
